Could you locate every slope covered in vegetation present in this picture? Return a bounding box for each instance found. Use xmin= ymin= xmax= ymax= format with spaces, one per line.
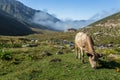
xmin=79 ymin=12 xmax=120 ymax=45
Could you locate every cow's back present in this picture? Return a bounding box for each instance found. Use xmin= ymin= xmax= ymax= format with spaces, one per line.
xmin=75 ymin=32 xmax=88 ymax=49
xmin=75 ymin=32 xmax=94 ymax=53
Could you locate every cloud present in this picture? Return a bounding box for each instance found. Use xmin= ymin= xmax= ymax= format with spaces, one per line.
xmin=32 ymin=12 xmax=90 ymax=31
xmin=32 ymin=8 xmax=120 ymax=31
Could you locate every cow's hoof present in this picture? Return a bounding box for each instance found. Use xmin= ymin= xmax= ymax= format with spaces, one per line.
xmin=92 ymin=66 xmax=97 ymax=69
xmin=82 ymin=61 xmax=85 ymax=64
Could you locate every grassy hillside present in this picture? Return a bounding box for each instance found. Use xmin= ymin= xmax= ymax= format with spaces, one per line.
xmin=0 ymin=31 xmax=120 ymax=80
xmin=79 ymin=12 xmax=120 ymax=45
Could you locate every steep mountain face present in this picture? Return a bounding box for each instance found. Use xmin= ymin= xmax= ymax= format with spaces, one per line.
xmin=0 ymin=9 xmax=35 ymax=36
xmin=0 ymin=0 xmax=35 ymax=21
xmin=80 ymin=12 xmax=120 ymax=45
xmin=0 ymin=0 xmax=60 ymax=30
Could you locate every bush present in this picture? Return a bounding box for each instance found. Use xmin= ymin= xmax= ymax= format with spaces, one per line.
xmin=0 ymin=49 xmax=13 ymax=61
xmin=13 ymin=44 xmax=22 ymax=48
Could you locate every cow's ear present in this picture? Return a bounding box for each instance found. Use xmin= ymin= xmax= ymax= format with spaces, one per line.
xmin=86 ymin=53 xmax=93 ymax=57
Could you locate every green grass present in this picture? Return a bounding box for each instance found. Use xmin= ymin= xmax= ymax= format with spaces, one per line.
xmin=0 ymin=32 xmax=120 ymax=80
xmin=0 ymin=51 xmax=120 ymax=80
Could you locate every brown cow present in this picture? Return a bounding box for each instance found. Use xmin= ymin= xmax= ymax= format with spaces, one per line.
xmin=75 ymin=32 xmax=100 ymax=68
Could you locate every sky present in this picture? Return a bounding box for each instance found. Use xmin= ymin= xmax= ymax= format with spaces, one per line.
xmin=18 ymin=0 xmax=120 ymax=20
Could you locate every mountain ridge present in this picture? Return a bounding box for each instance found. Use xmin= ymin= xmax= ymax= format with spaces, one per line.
xmin=0 ymin=9 xmax=35 ymax=36
xmin=0 ymin=0 xmax=60 ymax=30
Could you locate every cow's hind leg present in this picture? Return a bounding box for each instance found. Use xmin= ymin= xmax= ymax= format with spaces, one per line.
xmin=80 ymin=48 xmax=84 ymax=63
xmin=78 ymin=48 xmax=81 ymax=60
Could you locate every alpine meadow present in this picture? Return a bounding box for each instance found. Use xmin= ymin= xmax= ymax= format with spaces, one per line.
xmin=0 ymin=0 xmax=120 ymax=80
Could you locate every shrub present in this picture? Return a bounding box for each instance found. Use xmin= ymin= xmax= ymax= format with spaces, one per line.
xmin=0 ymin=49 xmax=13 ymax=61
xmin=13 ymin=44 xmax=22 ymax=48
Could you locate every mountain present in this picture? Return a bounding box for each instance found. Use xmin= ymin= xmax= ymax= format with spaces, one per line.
xmin=0 ymin=0 xmax=60 ymax=30
xmin=0 ymin=9 xmax=34 ymax=36
xmin=0 ymin=0 xmax=119 ymax=31
xmin=80 ymin=12 xmax=120 ymax=45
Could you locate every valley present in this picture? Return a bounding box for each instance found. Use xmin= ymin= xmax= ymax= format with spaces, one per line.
xmin=0 ymin=30 xmax=120 ymax=79
xmin=0 ymin=0 xmax=120 ymax=80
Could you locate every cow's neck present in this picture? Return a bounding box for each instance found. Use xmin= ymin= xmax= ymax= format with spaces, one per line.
xmin=87 ymin=36 xmax=95 ymax=54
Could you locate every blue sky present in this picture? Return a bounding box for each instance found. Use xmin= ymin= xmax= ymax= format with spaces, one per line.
xmin=18 ymin=0 xmax=120 ymax=20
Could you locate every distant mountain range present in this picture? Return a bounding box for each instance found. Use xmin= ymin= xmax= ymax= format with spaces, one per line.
xmin=0 ymin=0 xmax=120 ymax=36
xmin=71 ymin=9 xmax=120 ymax=29
xmin=42 ymin=9 xmax=120 ymax=31
xmin=0 ymin=0 xmax=60 ymax=34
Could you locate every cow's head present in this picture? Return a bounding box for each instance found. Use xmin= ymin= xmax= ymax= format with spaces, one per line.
xmin=87 ymin=53 xmax=102 ymax=68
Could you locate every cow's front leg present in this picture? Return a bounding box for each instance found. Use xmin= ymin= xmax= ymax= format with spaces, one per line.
xmin=75 ymin=47 xmax=79 ymax=59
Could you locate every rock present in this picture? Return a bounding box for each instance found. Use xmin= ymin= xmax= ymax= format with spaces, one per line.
xmin=50 ymin=58 xmax=61 ymax=62
xmin=22 ymin=44 xmax=29 ymax=48
xmin=41 ymin=51 xmax=52 ymax=57
xmin=56 ymin=51 xmax=63 ymax=55
xmin=29 ymin=44 xmax=38 ymax=47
